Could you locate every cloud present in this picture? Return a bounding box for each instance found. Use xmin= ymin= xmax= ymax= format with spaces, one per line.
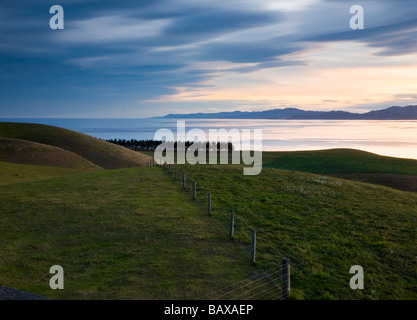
xmin=61 ymin=15 xmax=171 ymax=43
xmin=302 ymin=0 xmax=417 ymax=56
xmin=394 ymin=93 xmax=417 ymax=100
xmin=164 ymin=9 xmax=280 ymax=40
xmin=305 ymin=19 xmax=417 ymax=55
xmin=1 ymin=0 xmax=417 ymax=117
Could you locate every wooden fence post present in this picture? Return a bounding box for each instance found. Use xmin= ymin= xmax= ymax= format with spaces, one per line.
xmin=169 ymin=164 xmax=172 ymax=174
xmin=250 ymin=230 xmax=256 ymax=263
xmin=229 ymin=211 xmax=234 ymax=240
xmin=207 ymin=192 xmax=211 ymax=216
xmin=175 ymin=166 xmax=178 ymax=180
xmin=193 ymin=181 xmax=196 ymax=200
xmin=183 ymin=172 xmax=186 ymax=189
xmin=281 ymin=258 xmax=291 ymax=300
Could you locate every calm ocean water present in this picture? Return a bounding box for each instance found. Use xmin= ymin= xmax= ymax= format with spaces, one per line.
xmin=2 ymin=118 xmax=417 ymax=160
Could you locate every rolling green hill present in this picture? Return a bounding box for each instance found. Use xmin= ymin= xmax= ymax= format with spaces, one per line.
xmin=172 ymin=163 xmax=417 ymax=299
xmin=0 ymin=122 xmax=150 ymax=169
xmin=1 ymin=163 xmax=416 ymax=299
xmin=1 ymin=123 xmax=416 ymax=300
xmin=0 ymin=167 xmax=263 ymax=299
xmin=263 ymin=149 xmax=417 ymax=175
xmin=263 ymin=149 xmax=417 ymax=191
xmin=0 ymin=138 xmax=100 ymax=170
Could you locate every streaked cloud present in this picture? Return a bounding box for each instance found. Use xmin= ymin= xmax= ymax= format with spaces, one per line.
xmin=61 ymin=15 xmax=171 ymax=43
xmin=0 ymin=0 xmax=416 ymax=117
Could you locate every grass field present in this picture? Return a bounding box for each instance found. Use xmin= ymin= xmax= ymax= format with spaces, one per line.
xmin=1 ymin=125 xmax=416 ymax=300
xmin=0 ymin=167 xmax=266 ymax=299
xmin=263 ymin=149 xmax=417 ymax=175
xmin=0 ymin=122 xmax=150 ymax=169
xmin=0 ymin=161 xmax=99 ymax=186
xmin=170 ymin=163 xmax=417 ymax=299
xmin=263 ymin=149 xmax=417 ymax=191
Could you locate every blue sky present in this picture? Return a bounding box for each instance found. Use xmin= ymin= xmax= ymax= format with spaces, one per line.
xmin=1 ymin=0 xmax=417 ymax=117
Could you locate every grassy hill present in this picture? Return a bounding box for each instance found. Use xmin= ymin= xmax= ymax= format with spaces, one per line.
xmin=263 ymin=149 xmax=417 ymax=191
xmin=1 ymin=124 xmax=416 ymax=300
xmin=0 ymin=138 xmax=100 ymax=170
xmin=171 ymin=163 xmax=417 ymax=299
xmin=1 ymin=162 xmax=415 ymax=299
xmin=263 ymin=149 xmax=417 ymax=174
xmin=0 ymin=167 xmax=264 ymax=299
xmin=0 ymin=122 xmax=150 ymax=169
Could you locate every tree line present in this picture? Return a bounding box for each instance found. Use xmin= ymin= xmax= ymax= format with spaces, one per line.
xmin=105 ymin=139 xmax=234 ymax=151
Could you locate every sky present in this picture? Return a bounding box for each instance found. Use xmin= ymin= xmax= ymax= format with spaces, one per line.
xmin=1 ymin=0 xmax=417 ymax=118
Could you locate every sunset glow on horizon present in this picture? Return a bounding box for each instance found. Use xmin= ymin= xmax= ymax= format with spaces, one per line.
xmin=149 ymin=42 xmax=417 ymax=113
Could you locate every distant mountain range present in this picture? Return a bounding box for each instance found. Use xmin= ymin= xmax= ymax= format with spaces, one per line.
xmin=159 ymin=105 xmax=417 ymax=120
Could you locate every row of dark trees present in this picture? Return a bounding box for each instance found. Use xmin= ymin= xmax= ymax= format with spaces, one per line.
xmin=105 ymin=139 xmax=235 ymax=151
xmin=105 ymin=139 xmax=162 ymax=150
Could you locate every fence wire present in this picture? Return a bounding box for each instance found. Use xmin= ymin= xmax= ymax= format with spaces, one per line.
xmin=153 ymin=161 xmax=293 ymax=300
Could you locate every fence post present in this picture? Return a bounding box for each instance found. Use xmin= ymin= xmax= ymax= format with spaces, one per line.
xmin=175 ymin=166 xmax=178 ymax=180
xmin=250 ymin=230 xmax=256 ymax=263
xmin=229 ymin=211 xmax=234 ymax=240
xmin=208 ymin=192 xmax=211 ymax=216
xmin=281 ymin=258 xmax=291 ymax=300
xmin=193 ymin=181 xmax=196 ymax=200
xmin=183 ymin=172 xmax=186 ymax=189
xmin=169 ymin=164 xmax=172 ymax=174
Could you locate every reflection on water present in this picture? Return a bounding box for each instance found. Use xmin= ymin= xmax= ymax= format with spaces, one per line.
xmin=2 ymin=118 xmax=417 ymax=160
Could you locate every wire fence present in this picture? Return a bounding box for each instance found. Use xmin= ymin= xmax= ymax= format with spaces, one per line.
xmin=146 ymin=157 xmax=411 ymax=300
xmin=151 ymin=159 xmax=292 ymax=300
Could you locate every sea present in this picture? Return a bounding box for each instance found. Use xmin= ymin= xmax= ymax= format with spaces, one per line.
xmin=2 ymin=118 xmax=417 ymax=160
